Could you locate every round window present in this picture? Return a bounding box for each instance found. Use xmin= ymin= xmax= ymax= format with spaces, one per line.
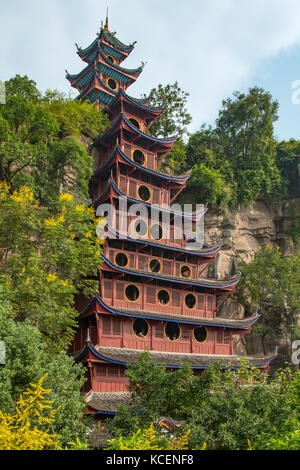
xmin=165 ymin=322 xmax=180 ymax=341
xmin=150 ymin=224 xmax=163 ymax=241
xmin=138 ymin=185 xmax=151 ymax=202
xmin=157 ymin=289 xmax=170 ymax=305
xmin=149 ymin=258 xmax=161 ymax=273
xmin=134 ymin=219 xmax=148 ymax=237
xmin=133 ymin=319 xmax=149 ymax=338
xmin=129 ymin=117 xmax=140 ymax=129
xmin=106 ymin=55 xmax=115 ymax=64
xmin=132 ymin=149 xmax=145 ymax=166
xmin=185 ymin=293 xmax=196 ymax=309
xmin=115 ymin=252 xmax=129 ymax=268
xmin=181 ymin=265 xmax=191 ymax=278
xmin=107 ymin=78 xmax=117 ymax=90
xmin=125 ymin=284 xmax=140 ymax=302
xmin=194 ymin=327 xmax=208 ymax=343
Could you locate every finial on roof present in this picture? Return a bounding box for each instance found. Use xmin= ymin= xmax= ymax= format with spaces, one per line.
xmin=85 ymin=328 xmax=91 ymax=344
xmin=105 ymin=7 xmax=109 ymax=31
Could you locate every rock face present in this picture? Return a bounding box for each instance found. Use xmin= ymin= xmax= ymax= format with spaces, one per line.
xmin=201 ymin=196 xmax=300 ymax=369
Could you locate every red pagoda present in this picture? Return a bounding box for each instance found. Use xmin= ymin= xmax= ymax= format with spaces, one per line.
xmin=67 ymin=17 xmax=277 ymax=417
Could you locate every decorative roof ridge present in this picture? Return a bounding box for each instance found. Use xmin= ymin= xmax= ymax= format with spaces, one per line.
xmin=123 ymin=113 xmax=178 ymax=144
xmin=79 ymin=295 xmax=259 ymax=329
xmin=104 ymin=224 xmax=220 ymax=256
xmin=101 ymin=29 xmax=135 ymax=52
xmin=92 ymin=144 xmax=191 ymax=182
xmin=66 ymin=62 xmax=92 ymax=82
xmin=93 ymin=113 xmax=177 ymax=146
xmin=90 ymin=344 xmax=278 ymax=369
xmin=98 ymin=45 xmax=144 ymax=76
xmin=100 ymin=253 xmax=240 ymax=290
xmin=95 ymin=344 xmax=277 ymax=362
xmin=104 ymin=89 xmax=163 ymax=114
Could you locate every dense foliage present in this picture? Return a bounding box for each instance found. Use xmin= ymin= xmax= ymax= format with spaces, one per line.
xmin=0 ymin=75 xmax=106 ymax=448
xmin=107 ymin=352 xmax=300 ymax=450
xmin=143 ymin=82 xmax=192 ymax=139
xmin=0 ymin=75 xmax=109 ymax=208
xmin=0 ymin=375 xmax=62 ymax=450
xmin=236 ymin=245 xmax=300 ymax=357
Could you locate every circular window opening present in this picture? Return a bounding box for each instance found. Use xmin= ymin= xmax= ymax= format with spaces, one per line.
xmin=107 ymin=78 xmax=117 ymax=90
xmin=106 ymin=55 xmax=115 ymax=64
xmin=194 ymin=327 xmax=208 ymax=343
xmin=181 ymin=265 xmax=191 ymax=278
xmin=138 ymin=185 xmax=151 ymax=202
xmin=125 ymin=284 xmax=140 ymax=302
xmin=165 ymin=322 xmax=180 ymax=341
xmin=185 ymin=293 xmax=196 ymax=309
xmin=158 ymin=289 xmax=170 ymax=305
xmin=134 ymin=219 xmax=148 ymax=237
xmin=115 ymin=252 xmax=129 ymax=268
xmin=149 ymin=258 xmax=161 ymax=273
xmin=133 ymin=319 xmax=149 ymax=338
xmin=129 ymin=117 xmax=140 ymax=129
xmin=150 ymin=224 xmax=163 ymax=241
xmin=133 ymin=149 xmax=145 ymax=166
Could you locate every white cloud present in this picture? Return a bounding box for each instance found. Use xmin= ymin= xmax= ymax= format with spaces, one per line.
xmin=2 ymin=0 xmax=300 ymax=132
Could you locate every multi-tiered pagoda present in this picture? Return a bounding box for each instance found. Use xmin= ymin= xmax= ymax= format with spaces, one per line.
xmin=67 ymin=17 xmax=277 ymax=417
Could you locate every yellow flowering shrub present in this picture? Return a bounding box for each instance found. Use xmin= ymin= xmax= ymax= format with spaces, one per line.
xmin=59 ymin=193 xmax=73 ymax=202
xmin=0 ymin=375 xmax=62 ymax=450
xmin=10 ymin=186 xmax=34 ymax=204
xmin=106 ymin=424 xmax=194 ymax=450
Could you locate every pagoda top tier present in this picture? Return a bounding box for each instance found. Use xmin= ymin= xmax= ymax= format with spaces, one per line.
xmin=66 ymin=18 xmax=145 ymax=107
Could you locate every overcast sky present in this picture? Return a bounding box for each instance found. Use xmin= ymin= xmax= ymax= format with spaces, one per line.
xmin=1 ymin=0 xmax=300 ymax=140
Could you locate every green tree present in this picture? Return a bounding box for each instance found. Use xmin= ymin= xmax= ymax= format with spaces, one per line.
xmin=236 ymin=245 xmax=300 ymax=357
xmin=0 ymin=295 xmax=88 ymax=446
xmin=276 ymin=139 xmax=300 ymax=197
xmin=0 ymin=184 xmax=102 ymax=351
xmin=0 ymin=75 xmax=109 ymax=208
xmin=108 ymin=352 xmax=296 ymax=450
xmin=143 ymin=82 xmax=192 ymax=139
xmin=184 ymin=88 xmax=282 ymax=207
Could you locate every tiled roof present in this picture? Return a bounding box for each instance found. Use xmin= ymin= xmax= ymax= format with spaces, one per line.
xmin=93 ymin=345 xmax=277 ymax=369
xmin=85 ymin=390 xmax=132 ymax=412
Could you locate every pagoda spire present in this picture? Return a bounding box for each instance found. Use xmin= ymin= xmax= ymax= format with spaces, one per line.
xmin=105 ymin=7 xmax=109 ymax=32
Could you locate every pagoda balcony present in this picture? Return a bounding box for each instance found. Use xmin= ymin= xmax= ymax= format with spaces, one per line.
xmin=101 ymin=278 xmax=217 ymax=319
xmin=118 ymin=174 xmax=170 ymax=206
xmin=105 ymin=246 xmax=205 ymax=279
xmin=121 ymin=141 xmax=157 ymax=172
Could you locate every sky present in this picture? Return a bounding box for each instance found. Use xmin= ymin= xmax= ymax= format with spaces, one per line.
xmin=1 ymin=0 xmax=300 ymax=140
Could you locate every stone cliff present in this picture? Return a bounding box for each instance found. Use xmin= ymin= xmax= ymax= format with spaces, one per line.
xmin=202 ymin=196 xmax=300 ymax=370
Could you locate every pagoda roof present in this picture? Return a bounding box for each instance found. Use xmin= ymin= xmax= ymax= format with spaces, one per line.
xmin=93 ymin=177 xmax=206 ymax=220
xmin=101 ymin=29 xmax=136 ymax=53
xmin=93 ymin=113 xmax=177 ymax=147
xmin=105 ymin=89 xmax=163 ymax=115
xmin=66 ymin=49 xmax=143 ymax=90
xmin=85 ymin=391 xmax=132 ymax=414
xmin=75 ymin=69 xmax=116 ymax=103
xmin=100 ymin=253 xmax=240 ymax=291
xmin=76 ymin=29 xmax=135 ymax=64
xmin=75 ymin=342 xmax=278 ymax=371
xmin=80 ymin=294 xmax=260 ymax=330
xmin=92 ymin=145 xmax=191 ymax=184
xmin=103 ymin=224 xmax=220 ymax=256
